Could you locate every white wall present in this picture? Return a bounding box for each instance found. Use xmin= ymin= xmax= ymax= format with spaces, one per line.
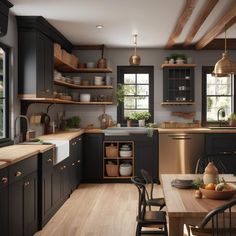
xmin=66 ymin=48 xmax=236 ymax=128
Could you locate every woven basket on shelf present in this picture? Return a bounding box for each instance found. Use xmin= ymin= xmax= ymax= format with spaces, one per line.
xmin=54 ymin=43 xmax=62 ymax=60
xmin=106 ymin=164 xmax=119 ymax=177
xmin=105 ymin=144 xmax=118 ymax=157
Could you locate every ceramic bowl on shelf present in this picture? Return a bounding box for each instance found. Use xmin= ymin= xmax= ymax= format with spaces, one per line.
xmin=86 ymin=62 xmax=95 ymax=68
xmin=119 ymin=163 xmax=132 ymax=176
xmin=119 ymin=150 xmax=132 ymax=157
xmin=80 ymin=93 xmax=91 ymax=102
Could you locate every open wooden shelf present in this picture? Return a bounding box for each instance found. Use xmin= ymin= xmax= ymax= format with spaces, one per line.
xmin=103 ymin=176 xmax=132 ymax=179
xmin=161 ymin=64 xmax=197 ymax=68
xmin=18 ymin=96 xmax=113 ymax=105
xmin=54 ymin=56 xmax=112 ymax=73
xmin=54 ymin=80 xmax=113 ymax=89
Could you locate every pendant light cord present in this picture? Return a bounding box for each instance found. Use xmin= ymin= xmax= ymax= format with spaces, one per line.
xmin=134 ymin=34 xmax=137 ymax=56
xmin=224 ymin=25 xmax=227 ymax=53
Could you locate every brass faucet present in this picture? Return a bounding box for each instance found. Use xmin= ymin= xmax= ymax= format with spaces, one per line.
xmin=14 ymin=115 xmax=29 ymax=144
xmin=217 ymin=107 xmax=226 ymax=127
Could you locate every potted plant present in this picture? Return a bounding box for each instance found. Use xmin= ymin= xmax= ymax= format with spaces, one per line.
xmin=66 ymin=116 xmax=81 ymax=129
xmin=228 ymin=113 xmax=236 ymax=127
xmin=129 ymin=111 xmax=151 ymax=127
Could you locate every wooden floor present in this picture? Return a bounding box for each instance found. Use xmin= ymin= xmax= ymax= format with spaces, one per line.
xmin=35 ymin=183 xmax=143 ymax=236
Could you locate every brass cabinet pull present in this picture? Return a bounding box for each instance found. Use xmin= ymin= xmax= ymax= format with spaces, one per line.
xmin=72 ymin=141 xmax=77 ymax=146
xmin=24 ymin=181 xmax=30 ymax=186
xmin=60 ymin=167 xmax=64 ymax=170
xmin=1 ymin=177 xmax=8 ymax=183
xmin=72 ymin=163 xmax=75 ymax=166
xmin=46 ymin=89 xmax=50 ymax=93
xmin=219 ymin=151 xmax=231 ymax=155
xmin=15 ymin=171 xmax=22 ymax=177
xmin=47 ymin=158 xmax=52 ymax=162
xmin=78 ymin=138 xmax=81 ymax=141
xmin=63 ymin=165 xmax=66 ymax=169
xmin=77 ymin=160 xmax=80 ymax=163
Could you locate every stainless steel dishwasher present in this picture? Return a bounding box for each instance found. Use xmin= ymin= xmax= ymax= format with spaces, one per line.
xmin=159 ymin=133 xmax=205 ymax=177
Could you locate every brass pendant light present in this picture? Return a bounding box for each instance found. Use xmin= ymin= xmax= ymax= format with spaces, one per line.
xmin=129 ymin=34 xmax=141 ymax=65
xmin=212 ymin=26 xmax=236 ymax=77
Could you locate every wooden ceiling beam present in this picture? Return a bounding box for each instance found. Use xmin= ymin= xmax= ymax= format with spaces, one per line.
xmin=184 ymin=0 xmax=219 ymax=46
xmin=165 ymin=0 xmax=198 ymax=49
xmin=195 ymin=2 xmax=236 ymax=49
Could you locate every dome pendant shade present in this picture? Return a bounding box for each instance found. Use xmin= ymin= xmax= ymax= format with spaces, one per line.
xmin=129 ymin=34 xmax=141 ymax=65
xmin=212 ymin=51 xmax=236 ymax=77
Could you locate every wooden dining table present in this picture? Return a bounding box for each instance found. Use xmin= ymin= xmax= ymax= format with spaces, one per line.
xmin=161 ymin=174 xmax=236 ymax=236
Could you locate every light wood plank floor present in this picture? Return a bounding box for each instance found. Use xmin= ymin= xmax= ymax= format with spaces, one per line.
xmin=35 ymin=183 xmax=145 ymax=236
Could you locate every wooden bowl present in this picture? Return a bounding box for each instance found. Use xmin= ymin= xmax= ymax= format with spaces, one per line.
xmin=200 ymin=187 xmax=236 ymax=200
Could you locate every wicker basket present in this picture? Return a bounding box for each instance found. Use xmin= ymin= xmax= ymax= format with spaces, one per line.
xmin=70 ymin=54 xmax=79 ymax=68
xmin=106 ymin=164 xmax=119 ymax=177
xmin=62 ymin=49 xmax=71 ymax=65
xmin=54 ymin=43 xmax=62 ymax=60
xmin=105 ymin=144 xmax=118 ymax=157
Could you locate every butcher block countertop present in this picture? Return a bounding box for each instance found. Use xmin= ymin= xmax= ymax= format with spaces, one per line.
xmin=0 ymin=144 xmax=54 ymax=164
xmin=0 ymin=161 xmax=9 ymax=169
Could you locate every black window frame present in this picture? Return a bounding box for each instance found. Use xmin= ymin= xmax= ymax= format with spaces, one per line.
xmin=0 ymin=42 xmax=10 ymax=146
xmin=117 ymin=66 xmax=154 ymax=125
xmin=202 ymin=66 xmax=236 ymax=126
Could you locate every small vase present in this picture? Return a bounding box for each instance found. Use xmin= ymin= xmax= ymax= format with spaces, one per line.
xmin=229 ymin=119 xmax=236 ymax=127
xmin=127 ymin=119 xmax=132 ymax=127
xmin=138 ymin=119 xmax=145 ymax=127
xmin=203 ymin=162 xmax=219 ymax=185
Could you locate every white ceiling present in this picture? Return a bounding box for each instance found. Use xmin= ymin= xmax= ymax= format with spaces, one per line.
xmin=9 ymin=0 xmax=236 ymax=48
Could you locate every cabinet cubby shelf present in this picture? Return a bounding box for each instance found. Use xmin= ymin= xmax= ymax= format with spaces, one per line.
xmin=103 ymin=176 xmax=132 ymax=179
xmin=54 ymin=56 xmax=112 ymax=73
xmin=54 ymin=80 xmax=113 ymax=89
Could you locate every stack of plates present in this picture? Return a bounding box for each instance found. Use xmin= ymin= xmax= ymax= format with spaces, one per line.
xmin=171 ymin=179 xmax=193 ymax=189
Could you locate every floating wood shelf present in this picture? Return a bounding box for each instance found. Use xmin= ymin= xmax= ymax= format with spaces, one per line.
xmin=19 ymin=97 xmax=113 ymax=105
xmin=54 ymin=80 xmax=113 ymax=89
xmin=161 ymin=102 xmax=196 ymax=105
xmin=161 ymin=64 xmax=197 ymax=68
xmin=54 ymin=56 xmax=112 ymax=73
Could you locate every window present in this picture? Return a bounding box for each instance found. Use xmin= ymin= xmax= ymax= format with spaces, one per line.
xmin=117 ymin=66 xmax=154 ymax=125
xmin=202 ymin=66 xmax=235 ymax=124
xmin=0 ymin=42 xmax=10 ymax=143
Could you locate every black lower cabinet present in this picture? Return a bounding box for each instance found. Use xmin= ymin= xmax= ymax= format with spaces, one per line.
xmin=83 ymin=133 xmax=103 ymax=182
xmin=9 ymin=156 xmax=38 ymax=236
xmin=131 ymin=131 xmax=158 ymax=181
xmin=0 ymin=167 xmax=9 ymax=236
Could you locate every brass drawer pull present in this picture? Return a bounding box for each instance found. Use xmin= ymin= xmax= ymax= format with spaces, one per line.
xmin=1 ymin=177 xmax=8 ymax=183
xmin=77 ymin=160 xmax=80 ymax=163
xmin=24 ymin=181 xmax=30 ymax=186
xmin=72 ymin=163 xmax=75 ymax=166
xmin=72 ymin=142 xmax=77 ymax=146
xmin=47 ymin=158 xmax=52 ymax=162
xmin=15 ymin=171 xmax=22 ymax=177
xmin=78 ymin=138 xmax=81 ymax=141
xmin=60 ymin=167 xmax=64 ymax=171
xmin=63 ymin=165 xmax=66 ymax=169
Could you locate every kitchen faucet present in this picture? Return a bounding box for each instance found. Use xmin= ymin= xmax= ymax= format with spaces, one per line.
xmin=14 ymin=115 xmax=30 ymax=144
xmin=217 ymin=107 xmax=226 ymax=127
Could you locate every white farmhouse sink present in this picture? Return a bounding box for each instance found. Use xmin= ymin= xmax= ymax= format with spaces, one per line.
xmin=43 ymin=140 xmax=70 ymax=165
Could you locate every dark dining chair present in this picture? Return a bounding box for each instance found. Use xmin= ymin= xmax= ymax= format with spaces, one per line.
xmin=140 ymin=169 xmax=166 ymax=210
xmin=190 ymin=199 xmax=236 ymax=236
xmin=131 ymin=176 xmax=168 ymax=236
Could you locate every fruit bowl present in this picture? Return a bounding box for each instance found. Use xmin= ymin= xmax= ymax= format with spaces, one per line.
xmin=200 ymin=187 xmax=236 ymax=200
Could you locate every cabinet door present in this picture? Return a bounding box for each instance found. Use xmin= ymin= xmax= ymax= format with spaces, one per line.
xmin=9 ymin=179 xmax=24 ymax=236
xmin=83 ymin=134 xmax=103 ymax=182
xmin=132 ymin=132 xmax=158 ymax=181
xmin=52 ymin=164 xmax=62 ymax=207
xmin=0 ymin=186 xmax=8 ymax=236
xmin=36 ymin=32 xmax=53 ymax=97
xmin=23 ymin=172 xmax=38 ymax=236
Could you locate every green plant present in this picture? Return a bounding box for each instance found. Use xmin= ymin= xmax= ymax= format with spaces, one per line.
xmin=129 ymin=111 xmax=151 ymax=121
xmin=116 ymin=83 xmax=126 ymax=104
xmin=229 ymin=113 xmax=236 ymax=120
xmin=66 ymin=116 xmax=81 ymax=128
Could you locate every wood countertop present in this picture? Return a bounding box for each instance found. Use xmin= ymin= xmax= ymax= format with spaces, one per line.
xmin=0 ymin=144 xmax=54 ymax=164
xmin=0 ymin=161 xmax=9 ymax=169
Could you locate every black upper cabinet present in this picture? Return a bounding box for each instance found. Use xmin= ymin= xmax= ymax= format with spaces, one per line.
xmin=83 ymin=133 xmax=103 ymax=182
xmin=17 ymin=16 xmax=73 ymax=98
xmin=131 ymin=131 xmax=158 ymax=181
xmin=162 ymin=65 xmax=195 ymax=104
xmin=18 ymin=29 xmax=53 ymax=98
xmin=0 ymin=167 xmax=9 ymax=236
xmin=0 ymin=0 xmax=13 ymax=37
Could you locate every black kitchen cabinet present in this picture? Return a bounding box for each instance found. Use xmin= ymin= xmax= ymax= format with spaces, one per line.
xmin=17 ymin=28 xmax=53 ymax=98
xmin=131 ymin=131 xmax=158 ymax=182
xmin=70 ymin=136 xmax=83 ymax=191
xmin=205 ymin=133 xmax=236 ymax=174
xmin=0 ymin=167 xmax=9 ymax=236
xmin=0 ymin=0 xmax=13 ymax=37
xmin=83 ymin=133 xmax=103 ymax=182
xmin=162 ymin=65 xmax=195 ymax=104
xmin=38 ymin=148 xmax=54 ymax=228
xmin=9 ymin=156 xmax=38 ymax=236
